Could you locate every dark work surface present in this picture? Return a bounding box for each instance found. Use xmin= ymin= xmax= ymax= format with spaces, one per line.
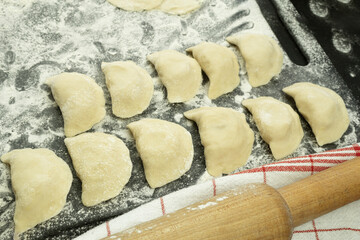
xmin=0 ymin=0 xmax=359 ymax=239
xmin=257 ymin=0 xmax=360 ymax=101
xmin=291 ymin=0 xmax=360 ymax=100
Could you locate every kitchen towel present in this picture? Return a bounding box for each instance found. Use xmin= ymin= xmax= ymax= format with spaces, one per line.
xmin=76 ymin=143 xmax=360 ymax=240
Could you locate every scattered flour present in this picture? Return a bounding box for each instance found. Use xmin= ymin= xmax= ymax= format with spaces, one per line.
xmin=197 ymin=201 xmax=217 ymax=209
xmin=337 ymin=0 xmax=352 ymax=3
xmin=216 ymin=196 xmax=228 ymax=201
xmin=173 ymin=113 xmax=183 ymax=123
xmin=332 ymin=29 xmax=352 ymax=54
xmin=309 ymin=0 xmax=329 ymax=18
xmin=187 ymin=201 xmax=217 ymax=211
xmin=0 ymin=0 xmax=359 ymax=239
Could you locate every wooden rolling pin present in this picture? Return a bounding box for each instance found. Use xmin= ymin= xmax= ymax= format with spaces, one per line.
xmin=103 ymin=157 xmax=360 ymax=240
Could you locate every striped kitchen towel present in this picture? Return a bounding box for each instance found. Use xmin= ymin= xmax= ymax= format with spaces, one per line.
xmin=76 ymin=143 xmax=360 ymax=240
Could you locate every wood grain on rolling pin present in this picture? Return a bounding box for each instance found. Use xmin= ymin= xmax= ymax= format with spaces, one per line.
xmin=103 ymin=157 xmax=360 ymax=240
xmin=278 ymin=156 xmax=360 ymax=227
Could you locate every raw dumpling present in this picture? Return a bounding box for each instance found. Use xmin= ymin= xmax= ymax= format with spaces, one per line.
xmin=106 ymin=0 xmax=163 ymax=11
xmin=227 ymin=34 xmax=283 ymax=87
xmin=283 ymin=82 xmax=350 ymax=146
xmin=64 ymin=132 xmax=132 ymax=207
xmin=242 ymin=97 xmax=304 ymax=159
xmin=157 ymin=0 xmax=200 ymax=15
xmin=184 ymin=107 xmax=254 ymax=176
xmin=127 ymin=119 xmax=193 ymax=188
xmin=147 ymin=50 xmax=202 ymax=103
xmin=101 ymin=61 xmax=154 ymax=118
xmin=46 ymin=72 xmax=106 ymax=137
xmin=106 ymin=0 xmax=200 ymax=14
xmin=1 ymin=148 xmax=72 ymax=236
xmin=187 ymin=42 xmax=240 ymax=99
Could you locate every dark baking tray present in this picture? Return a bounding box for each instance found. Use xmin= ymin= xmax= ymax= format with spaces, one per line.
xmin=0 ymin=0 xmax=359 ymax=239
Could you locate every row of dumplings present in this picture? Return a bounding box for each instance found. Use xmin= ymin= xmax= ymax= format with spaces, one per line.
xmin=1 ymin=33 xmax=279 ymax=237
xmin=1 ymin=32 xmax=350 ymax=236
xmin=0 ymin=80 xmax=349 ymax=236
xmin=46 ymin=33 xmax=284 ymax=138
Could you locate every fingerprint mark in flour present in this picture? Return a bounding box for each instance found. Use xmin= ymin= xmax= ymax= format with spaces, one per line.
xmin=32 ymin=61 xmax=62 ymax=69
xmin=229 ymin=8 xmax=251 ymax=22
xmin=4 ymin=51 xmax=15 ymax=65
xmin=141 ymin=21 xmax=155 ymax=45
xmin=309 ymin=0 xmax=329 ymax=18
xmin=94 ymin=41 xmax=106 ymax=54
xmin=8 ymin=97 xmax=15 ymax=105
xmin=15 ymin=68 xmax=38 ymax=92
xmin=15 ymin=61 xmax=62 ymax=92
xmin=227 ymin=21 xmax=254 ymax=37
xmin=181 ymin=20 xmax=188 ymax=35
xmin=207 ymin=8 xmax=253 ymax=41
xmin=0 ymin=70 xmax=8 ymax=84
xmin=332 ymin=29 xmax=352 ymax=54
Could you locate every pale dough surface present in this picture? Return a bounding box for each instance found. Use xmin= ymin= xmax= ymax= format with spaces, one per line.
xmin=184 ymin=107 xmax=254 ymax=177
xmin=187 ymin=42 xmax=240 ymax=99
xmin=106 ymin=0 xmax=200 ymax=14
xmin=157 ymin=0 xmax=200 ymax=15
xmin=127 ymin=118 xmax=193 ymax=188
xmin=227 ymin=34 xmax=283 ymax=87
xmin=148 ymin=50 xmax=202 ymax=103
xmin=101 ymin=61 xmax=154 ymax=118
xmin=283 ymin=82 xmax=350 ymax=146
xmin=0 ymin=148 xmax=73 ymax=236
xmin=106 ymin=0 xmax=163 ymax=11
xmin=242 ymin=97 xmax=304 ymax=159
xmin=46 ymin=72 xmax=106 ymax=137
xmin=65 ymin=132 xmax=132 ymax=207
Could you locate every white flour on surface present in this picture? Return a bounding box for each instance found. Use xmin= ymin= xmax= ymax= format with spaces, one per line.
xmin=337 ymin=0 xmax=352 ymax=3
xmin=187 ymin=201 xmax=217 ymax=210
xmin=332 ymin=29 xmax=352 ymax=54
xmin=309 ymin=0 xmax=329 ymax=18
xmin=307 ymin=0 xmax=356 ymax=56
xmin=348 ymin=65 xmax=359 ymax=78
xmin=0 ymin=0 xmax=359 ymax=239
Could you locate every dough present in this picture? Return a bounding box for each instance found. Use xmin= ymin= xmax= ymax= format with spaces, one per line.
xmin=0 ymin=148 xmax=72 ymax=236
xmin=184 ymin=107 xmax=254 ymax=176
xmin=127 ymin=118 xmax=193 ymax=188
xmin=147 ymin=50 xmax=202 ymax=103
xmin=64 ymin=132 xmax=132 ymax=207
xmin=157 ymin=0 xmax=200 ymax=15
xmin=283 ymin=82 xmax=350 ymax=146
xmin=106 ymin=0 xmax=200 ymax=14
xmin=227 ymin=34 xmax=283 ymax=87
xmin=187 ymin=42 xmax=240 ymax=99
xmin=46 ymin=72 xmax=106 ymax=137
xmin=106 ymin=0 xmax=163 ymax=11
xmin=242 ymin=97 xmax=304 ymax=159
xmin=101 ymin=61 xmax=154 ymax=118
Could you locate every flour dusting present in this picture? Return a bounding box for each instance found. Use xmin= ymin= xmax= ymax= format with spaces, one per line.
xmin=0 ymin=0 xmax=359 ymax=239
xmin=332 ymin=29 xmax=352 ymax=54
xmin=309 ymin=0 xmax=329 ymax=18
xmin=337 ymin=0 xmax=352 ymax=3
